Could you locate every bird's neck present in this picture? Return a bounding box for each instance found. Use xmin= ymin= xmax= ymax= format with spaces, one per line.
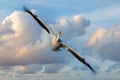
xmin=57 ymin=34 xmax=60 ymax=41
xmin=56 ymin=31 xmax=62 ymax=41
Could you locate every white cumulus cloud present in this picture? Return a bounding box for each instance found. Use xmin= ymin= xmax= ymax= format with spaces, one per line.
xmin=0 ymin=11 xmax=68 ymax=66
xmin=0 ymin=10 xmax=91 ymax=75
xmin=87 ymin=23 xmax=120 ymax=62
xmin=49 ymin=15 xmax=90 ymax=40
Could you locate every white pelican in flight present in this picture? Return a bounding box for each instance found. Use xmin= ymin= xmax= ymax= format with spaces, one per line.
xmin=23 ymin=7 xmax=95 ymax=73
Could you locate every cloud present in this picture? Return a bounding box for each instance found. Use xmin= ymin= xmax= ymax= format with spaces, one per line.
xmin=87 ymin=28 xmax=107 ymax=47
xmin=0 ymin=10 xmax=91 ymax=76
xmin=87 ymin=23 xmax=120 ymax=62
xmin=13 ymin=64 xmax=43 ymax=74
xmin=106 ymin=63 xmax=120 ymax=73
xmin=49 ymin=15 xmax=90 ymax=40
xmin=43 ymin=63 xmax=65 ymax=73
xmin=0 ymin=11 xmax=69 ymax=66
xmin=71 ymin=66 xmax=81 ymax=71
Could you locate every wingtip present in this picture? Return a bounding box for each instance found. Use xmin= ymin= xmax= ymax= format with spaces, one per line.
xmin=23 ymin=6 xmax=30 ymax=13
xmin=89 ymin=65 xmax=96 ymax=74
xmin=93 ymin=69 xmax=98 ymax=74
xmin=83 ymin=61 xmax=96 ymax=74
xmin=91 ymin=68 xmax=97 ymax=74
xmin=89 ymin=65 xmax=97 ymax=74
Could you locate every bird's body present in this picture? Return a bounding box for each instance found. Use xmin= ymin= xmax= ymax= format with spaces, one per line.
xmin=23 ymin=7 xmax=95 ymax=73
xmin=51 ymin=37 xmax=61 ymax=51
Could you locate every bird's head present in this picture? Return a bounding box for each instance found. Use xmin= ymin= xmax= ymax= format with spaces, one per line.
xmin=57 ymin=31 xmax=62 ymax=40
xmin=57 ymin=31 xmax=62 ymax=36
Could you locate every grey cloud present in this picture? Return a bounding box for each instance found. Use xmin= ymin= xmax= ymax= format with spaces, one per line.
xmin=14 ymin=64 xmax=43 ymax=74
xmin=106 ymin=63 xmax=120 ymax=73
xmin=0 ymin=20 xmax=14 ymax=35
xmin=81 ymin=65 xmax=89 ymax=71
xmin=98 ymin=42 xmax=120 ymax=62
xmin=87 ymin=23 xmax=120 ymax=62
xmin=0 ymin=11 xmax=68 ymax=66
xmin=72 ymin=66 xmax=81 ymax=71
xmin=117 ymin=71 xmax=120 ymax=73
xmin=0 ymin=66 xmax=12 ymax=70
xmin=43 ymin=63 xmax=65 ymax=73
xmin=0 ymin=10 xmax=91 ymax=76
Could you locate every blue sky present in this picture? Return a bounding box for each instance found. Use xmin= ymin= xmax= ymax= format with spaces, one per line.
xmin=0 ymin=0 xmax=120 ymax=80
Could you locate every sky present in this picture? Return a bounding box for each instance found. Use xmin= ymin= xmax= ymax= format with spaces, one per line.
xmin=0 ymin=0 xmax=120 ymax=80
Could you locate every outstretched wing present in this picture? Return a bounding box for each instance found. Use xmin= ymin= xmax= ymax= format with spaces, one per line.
xmin=23 ymin=6 xmax=55 ymax=38
xmin=61 ymin=42 xmax=95 ymax=73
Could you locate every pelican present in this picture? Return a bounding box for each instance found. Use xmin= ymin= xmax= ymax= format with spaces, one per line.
xmin=23 ymin=7 xmax=95 ymax=73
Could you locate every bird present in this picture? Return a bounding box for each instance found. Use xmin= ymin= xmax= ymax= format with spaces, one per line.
xmin=23 ymin=6 xmax=95 ymax=73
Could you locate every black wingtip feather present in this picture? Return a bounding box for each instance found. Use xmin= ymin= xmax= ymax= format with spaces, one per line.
xmin=23 ymin=6 xmax=31 ymax=13
xmin=84 ymin=61 xmax=97 ymax=74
